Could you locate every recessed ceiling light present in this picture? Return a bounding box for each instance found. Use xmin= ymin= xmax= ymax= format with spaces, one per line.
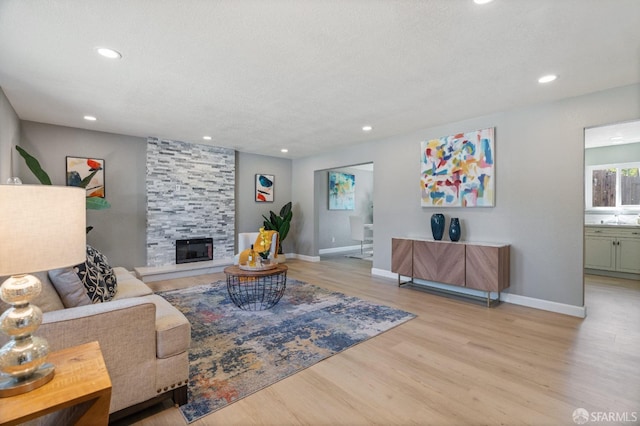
xmin=538 ymin=74 xmax=557 ymax=84
xmin=474 ymin=0 xmax=494 ymax=4
xmin=610 ymin=136 xmax=624 ymax=141
xmin=362 ymin=125 xmax=373 ymax=132
xmin=281 ymin=149 xmax=289 ymax=153
xmin=83 ymin=115 xmax=97 ymax=121
xmin=203 ymin=136 xmax=212 ymax=140
xmin=96 ymin=47 xmax=122 ymax=59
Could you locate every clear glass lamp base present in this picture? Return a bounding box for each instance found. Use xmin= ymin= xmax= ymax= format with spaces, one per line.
xmin=0 ymin=362 xmax=55 ymax=397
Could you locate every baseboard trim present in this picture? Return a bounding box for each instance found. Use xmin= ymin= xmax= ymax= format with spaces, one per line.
xmin=289 ymin=253 xmax=321 ymax=262
xmin=500 ymin=293 xmax=587 ymax=318
xmin=371 ymin=268 xmax=395 ymax=279
xmin=371 ymin=268 xmax=586 ymax=318
xmin=319 ymin=244 xmax=373 ymax=255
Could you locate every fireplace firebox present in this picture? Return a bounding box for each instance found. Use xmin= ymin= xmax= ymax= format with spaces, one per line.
xmin=176 ymin=238 xmax=213 ymax=264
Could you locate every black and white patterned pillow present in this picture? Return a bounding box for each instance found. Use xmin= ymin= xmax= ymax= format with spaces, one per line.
xmin=88 ymin=245 xmax=117 ymax=299
xmin=74 ymin=245 xmax=117 ymax=303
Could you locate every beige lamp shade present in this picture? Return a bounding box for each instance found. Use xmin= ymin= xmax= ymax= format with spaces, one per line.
xmin=0 ymin=185 xmax=86 ymax=276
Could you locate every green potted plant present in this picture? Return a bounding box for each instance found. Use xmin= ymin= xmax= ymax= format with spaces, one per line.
xmin=262 ymin=201 xmax=292 ymax=262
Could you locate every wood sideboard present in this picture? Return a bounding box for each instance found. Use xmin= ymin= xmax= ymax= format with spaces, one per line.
xmin=391 ymin=238 xmax=510 ymax=306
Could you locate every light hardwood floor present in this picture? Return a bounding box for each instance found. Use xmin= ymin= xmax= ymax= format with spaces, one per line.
xmin=121 ymin=257 xmax=640 ymax=425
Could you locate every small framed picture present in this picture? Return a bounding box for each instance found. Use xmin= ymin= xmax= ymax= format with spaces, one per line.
xmin=255 ymin=174 xmax=274 ymax=202
xmin=66 ymin=156 xmax=105 ymax=198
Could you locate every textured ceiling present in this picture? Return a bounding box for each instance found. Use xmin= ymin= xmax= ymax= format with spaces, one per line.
xmin=1 ymin=0 xmax=639 ymax=159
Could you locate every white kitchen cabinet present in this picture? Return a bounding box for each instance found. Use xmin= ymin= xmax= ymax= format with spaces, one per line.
xmin=617 ymin=235 xmax=640 ymax=273
xmin=585 ymin=234 xmax=616 ymax=270
xmin=585 ymin=226 xmax=640 ymax=274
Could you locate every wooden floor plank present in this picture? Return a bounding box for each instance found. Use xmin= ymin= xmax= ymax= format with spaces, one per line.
xmin=122 ymin=256 xmax=640 ymax=425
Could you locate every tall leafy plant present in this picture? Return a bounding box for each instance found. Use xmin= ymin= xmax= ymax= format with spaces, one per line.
xmin=262 ymin=201 xmax=292 ymax=254
xmin=15 ymin=146 xmax=52 ymax=184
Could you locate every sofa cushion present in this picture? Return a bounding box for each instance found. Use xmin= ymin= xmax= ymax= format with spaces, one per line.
xmin=144 ymin=295 xmax=191 ymax=359
xmin=48 ymin=267 xmax=92 ymax=308
xmin=112 ymin=267 xmax=153 ymax=299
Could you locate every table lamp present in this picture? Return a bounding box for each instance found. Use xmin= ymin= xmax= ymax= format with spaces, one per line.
xmin=0 ymin=184 xmax=86 ymax=397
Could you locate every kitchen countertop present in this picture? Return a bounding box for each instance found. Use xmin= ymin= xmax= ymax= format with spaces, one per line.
xmin=585 ymin=223 xmax=640 ymax=229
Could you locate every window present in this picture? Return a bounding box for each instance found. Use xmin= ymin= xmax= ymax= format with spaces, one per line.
xmin=587 ymin=162 xmax=640 ymax=210
xmin=621 ymin=167 xmax=640 ymax=205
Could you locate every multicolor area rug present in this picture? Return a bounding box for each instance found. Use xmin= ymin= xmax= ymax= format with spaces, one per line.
xmin=158 ymin=279 xmax=415 ymax=423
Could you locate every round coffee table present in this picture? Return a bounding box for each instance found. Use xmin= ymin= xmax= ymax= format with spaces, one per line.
xmin=223 ymin=264 xmax=288 ymax=311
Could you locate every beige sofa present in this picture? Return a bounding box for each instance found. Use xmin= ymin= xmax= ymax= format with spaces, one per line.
xmin=0 ymin=267 xmax=191 ymax=421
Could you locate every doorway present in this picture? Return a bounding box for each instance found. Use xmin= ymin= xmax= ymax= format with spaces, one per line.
xmin=584 ymin=119 xmax=640 ymax=304
xmin=314 ymin=162 xmax=374 ymax=261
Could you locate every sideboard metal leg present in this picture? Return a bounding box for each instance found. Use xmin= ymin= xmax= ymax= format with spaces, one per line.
xmin=398 ymin=274 xmax=413 ymax=287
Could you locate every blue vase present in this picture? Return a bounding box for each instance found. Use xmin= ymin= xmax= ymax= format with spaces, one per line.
xmin=430 ymin=213 xmax=445 ymax=240
xmin=449 ymin=217 xmax=461 ymax=242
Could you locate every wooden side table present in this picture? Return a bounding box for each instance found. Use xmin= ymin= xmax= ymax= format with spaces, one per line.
xmin=0 ymin=341 xmax=112 ymax=426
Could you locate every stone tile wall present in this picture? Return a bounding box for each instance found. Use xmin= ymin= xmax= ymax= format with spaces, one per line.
xmin=146 ymin=137 xmax=235 ymax=266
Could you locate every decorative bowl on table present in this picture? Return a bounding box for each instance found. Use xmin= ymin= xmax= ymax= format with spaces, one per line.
xmin=239 ymin=263 xmax=278 ymax=271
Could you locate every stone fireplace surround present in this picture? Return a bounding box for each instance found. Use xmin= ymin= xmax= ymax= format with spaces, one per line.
xmin=145 ymin=137 xmax=236 ymax=268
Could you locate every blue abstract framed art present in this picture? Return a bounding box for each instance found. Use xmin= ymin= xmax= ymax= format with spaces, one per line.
xmin=328 ymin=171 xmax=355 ymax=210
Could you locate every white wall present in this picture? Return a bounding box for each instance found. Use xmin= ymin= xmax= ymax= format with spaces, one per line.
xmin=292 ymin=83 xmax=640 ymax=308
xmin=0 ymin=87 xmax=20 ymax=182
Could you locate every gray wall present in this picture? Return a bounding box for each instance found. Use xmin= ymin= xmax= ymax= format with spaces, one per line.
xmin=0 ymin=87 xmax=20 ymax=182
xmin=11 ymin=123 xmax=294 ymax=269
xmin=5 ymin=83 xmax=640 ymax=309
xmin=292 ymin=83 xmax=640 ymax=308
xmin=317 ymin=166 xmax=374 ymax=250
xmin=236 ymin=152 xmax=293 ymax=252
xmin=18 ymin=121 xmax=147 ymax=270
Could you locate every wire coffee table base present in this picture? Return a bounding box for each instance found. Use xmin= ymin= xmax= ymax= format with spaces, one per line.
xmin=224 ymin=265 xmax=288 ymax=311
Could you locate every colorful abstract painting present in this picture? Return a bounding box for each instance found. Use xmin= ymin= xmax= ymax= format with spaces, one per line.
xmin=420 ymin=127 xmax=495 ymax=207
xmin=329 ymin=171 xmax=355 ymax=210
xmin=255 ymin=173 xmax=274 ymax=202
xmin=66 ymin=156 xmax=105 ymax=198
